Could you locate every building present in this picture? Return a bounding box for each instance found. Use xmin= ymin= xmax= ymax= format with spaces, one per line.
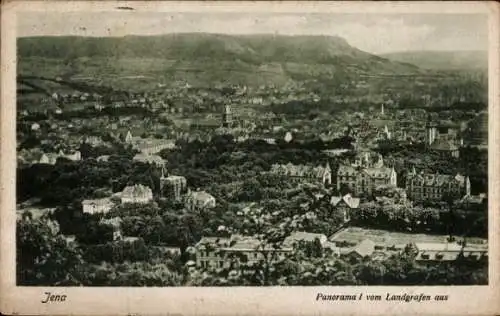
xmin=133 ymin=153 xmax=165 ymax=167
xmin=125 ymin=130 xmax=176 ymax=155
xmin=161 ymin=174 xmax=188 ymax=201
xmin=39 ymin=150 xmax=82 ymax=165
xmin=349 ymin=151 xmax=384 ymax=168
xmin=270 ymin=163 xmax=332 ymax=186
xmin=425 ymin=122 xmax=438 ymax=146
xmin=185 ymin=190 xmax=216 ymax=210
xmin=135 ymin=138 xmax=176 ymax=155
xmin=97 ymin=155 xmax=110 ymax=162
xmin=343 ymin=239 xmax=376 ymax=261
xmin=413 ymin=242 xmax=487 ymax=266
xmin=322 ymin=149 xmax=350 ymax=157
xmin=195 ymin=235 xmax=293 ymax=270
xmin=120 ymin=184 xmax=153 ymax=204
xmin=430 ymin=138 xmax=460 ymax=158
xmin=83 ymin=136 xmax=104 ymax=147
xmin=283 ymin=232 xmax=328 ymax=248
xmin=82 ymin=198 xmax=115 ymax=214
xmin=458 ymin=193 xmax=487 ymax=211
xmin=382 ymin=125 xmax=392 ymax=140
xmin=336 ymin=165 xmax=397 ymax=196
xmin=330 ymin=194 xmax=360 ymax=222
xmin=222 ymin=105 xmax=233 ymax=128
xmin=405 ymin=169 xmax=471 ymax=201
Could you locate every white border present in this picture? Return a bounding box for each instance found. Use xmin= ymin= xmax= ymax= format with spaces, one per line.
xmin=1 ymin=1 xmax=499 ymax=315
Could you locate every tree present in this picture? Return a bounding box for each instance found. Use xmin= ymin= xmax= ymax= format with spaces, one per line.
xmin=17 ymin=212 xmax=84 ymax=285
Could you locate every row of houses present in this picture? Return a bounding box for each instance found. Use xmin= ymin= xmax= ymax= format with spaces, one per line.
xmin=38 ymin=150 xmax=82 ymax=165
xmin=269 ymin=163 xmax=332 ymax=186
xmin=269 ymin=151 xmax=471 ymax=202
xmin=81 ymin=184 xmax=154 ymax=214
xmin=125 ymin=131 xmax=176 ymax=155
xmin=82 ymin=183 xmax=216 ymax=214
xmin=193 ymin=230 xmax=487 ymax=271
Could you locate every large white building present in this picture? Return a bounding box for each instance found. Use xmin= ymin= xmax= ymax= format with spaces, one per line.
xmin=120 ymin=184 xmax=153 ymax=204
xmin=270 ymin=163 xmax=332 ymax=186
xmin=82 ymin=198 xmax=115 ymax=214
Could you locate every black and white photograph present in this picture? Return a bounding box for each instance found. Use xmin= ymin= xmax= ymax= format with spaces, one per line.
xmin=11 ymin=6 xmax=493 ymax=289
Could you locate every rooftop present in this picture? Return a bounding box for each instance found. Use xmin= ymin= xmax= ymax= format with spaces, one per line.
xmin=283 ymin=231 xmax=327 ymax=246
xmin=82 ymin=197 xmax=114 ymax=205
xmin=122 ymin=184 xmax=153 ymax=196
xmin=330 ymin=194 xmax=360 ymax=209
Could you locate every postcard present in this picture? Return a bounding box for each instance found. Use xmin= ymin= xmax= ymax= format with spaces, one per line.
xmin=1 ymin=1 xmax=499 ymax=315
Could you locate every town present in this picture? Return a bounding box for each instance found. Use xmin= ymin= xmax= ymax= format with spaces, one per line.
xmin=16 ymin=34 xmax=488 ymax=287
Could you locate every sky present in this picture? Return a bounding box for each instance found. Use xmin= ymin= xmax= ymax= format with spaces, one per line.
xmin=17 ymin=12 xmax=488 ymax=54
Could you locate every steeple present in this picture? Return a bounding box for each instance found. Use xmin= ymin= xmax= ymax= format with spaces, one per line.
xmin=384 ymin=125 xmax=391 ymax=139
xmin=161 ymin=165 xmax=167 ymax=179
xmin=125 ymin=130 xmax=133 ymax=143
xmin=222 ymin=105 xmax=233 ymax=128
xmin=381 ymin=103 xmax=385 ymax=116
xmin=325 ymin=161 xmax=331 ymax=171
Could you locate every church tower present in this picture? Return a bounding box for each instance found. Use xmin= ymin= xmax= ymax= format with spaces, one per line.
xmin=426 ymin=122 xmax=437 ymax=146
xmin=222 ymin=105 xmax=233 ymax=128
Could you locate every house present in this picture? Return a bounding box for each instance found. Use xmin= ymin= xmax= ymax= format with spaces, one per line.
xmin=58 ymin=150 xmax=81 ymax=161
xmin=322 ymin=149 xmax=350 ymax=157
xmin=133 ymin=153 xmax=165 ymax=167
xmin=343 ymin=239 xmax=376 ymax=261
xmin=430 ymin=138 xmax=460 ymax=158
xmin=337 ymin=165 xmax=397 ymax=196
xmin=283 ymin=232 xmax=328 ymax=247
xmin=458 ymin=193 xmax=487 ymax=210
xmin=413 ymin=242 xmax=487 ymax=266
xmin=270 ymin=162 xmax=332 ymax=186
xmin=134 ymin=138 xmax=176 ymax=155
xmin=349 ymin=151 xmax=384 ymax=168
xmin=185 ymin=190 xmax=216 ymax=210
xmin=120 ymin=184 xmax=153 ymax=204
xmin=97 ymin=155 xmax=110 ymax=162
xmin=330 ymin=194 xmax=360 ymax=222
xmin=38 ymin=150 xmax=82 ymax=165
xmin=83 ymin=136 xmax=104 ymax=146
xmin=82 ymin=198 xmax=115 ymax=214
xmin=405 ymin=169 xmax=471 ymax=201
xmin=39 ymin=153 xmax=58 ymax=165
xmin=125 ymin=130 xmax=176 ymax=155
xmin=195 ymin=235 xmax=293 ymax=270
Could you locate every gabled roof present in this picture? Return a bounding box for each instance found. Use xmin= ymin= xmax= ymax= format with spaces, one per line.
xmin=271 ymin=163 xmax=330 ymax=179
xmin=122 ymin=184 xmax=152 ymax=197
xmin=331 ymin=194 xmax=360 ymax=209
xmin=283 ymin=232 xmax=327 ymax=246
xmin=407 ymin=172 xmax=467 ymax=187
xmin=133 ymin=153 xmax=165 ymax=165
xmin=363 ymin=167 xmax=394 ymax=179
xmin=196 ymin=236 xmax=232 ymax=248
